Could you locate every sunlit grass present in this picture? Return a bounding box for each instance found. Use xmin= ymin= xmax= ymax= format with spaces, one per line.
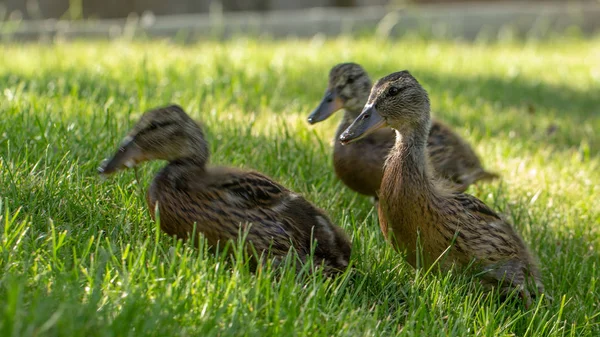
xmin=0 ymin=36 xmax=599 ymax=336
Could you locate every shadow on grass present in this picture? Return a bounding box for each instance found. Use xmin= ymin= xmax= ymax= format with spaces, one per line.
xmin=4 ymin=58 xmax=597 ymax=156
xmin=303 ymin=65 xmax=599 ymax=154
xmin=413 ymin=70 xmax=599 ymax=149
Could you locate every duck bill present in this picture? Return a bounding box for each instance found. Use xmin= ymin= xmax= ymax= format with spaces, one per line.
xmin=339 ymin=105 xmax=386 ymax=145
xmin=98 ymin=137 xmax=143 ymax=176
xmin=307 ymin=89 xmax=344 ymax=124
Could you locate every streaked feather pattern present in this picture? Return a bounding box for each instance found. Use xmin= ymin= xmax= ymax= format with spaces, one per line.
xmin=101 ymin=105 xmax=351 ymax=276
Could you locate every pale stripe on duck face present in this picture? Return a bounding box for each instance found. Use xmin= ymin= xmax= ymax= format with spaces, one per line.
xmin=308 ymin=63 xmax=373 ymax=125
xmin=99 ymin=105 xmax=209 ymax=175
xmin=328 ymin=63 xmax=373 ymax=117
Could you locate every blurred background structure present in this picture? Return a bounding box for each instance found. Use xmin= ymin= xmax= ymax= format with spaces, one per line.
xmin=0 ymin=0 xmax=587 ymax=19
xmin=1 ymin=0 xmax=599 ymax=40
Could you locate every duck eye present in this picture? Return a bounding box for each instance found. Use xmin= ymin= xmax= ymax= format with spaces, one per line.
xmin=388 ymin=87 xmax=400 ymax=96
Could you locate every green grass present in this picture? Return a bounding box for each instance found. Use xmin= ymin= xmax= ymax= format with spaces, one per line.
xmin=0 ymin=36 xmax=599 ymax=336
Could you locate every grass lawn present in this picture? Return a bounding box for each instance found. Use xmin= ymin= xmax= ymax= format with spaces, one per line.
xmin=0 ymin=36 xmax=599 ymax=336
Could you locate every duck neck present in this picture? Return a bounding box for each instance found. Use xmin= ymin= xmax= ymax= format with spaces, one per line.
xmin=386 ymin=120 xmax=435 ymax=198
xmin=168 ymin=156 xmax=207 ymax=171
xmin=163 ymin=142 xmax=210 ymax=183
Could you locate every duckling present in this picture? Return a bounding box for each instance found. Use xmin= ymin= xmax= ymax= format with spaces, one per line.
xmin=99 ymin=105 xmax=351 ymax=275
xmin=339 ymin=71 xmax=544 ymax=306
xmin=308 ymin=63 xmax=498 ymax=196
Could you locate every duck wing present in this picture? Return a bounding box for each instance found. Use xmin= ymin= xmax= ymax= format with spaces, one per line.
xmin=215 ymin=171 xmax=291 ymax=209
xmin=454 ymin=193 xmax=502 ymax=223
xmin=450 ymin=193 xmax=523 ymax=264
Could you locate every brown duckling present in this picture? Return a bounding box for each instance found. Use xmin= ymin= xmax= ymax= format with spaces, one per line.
xmin=99 ymin=105 xmax=351 ymax=275
xmin=308 ymin=63 xmax=498 ymax=196
xmin=340 ymin=71 xmax=544 ymax=305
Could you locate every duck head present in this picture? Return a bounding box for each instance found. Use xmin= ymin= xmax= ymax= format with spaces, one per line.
xmin=339 ymin=71 xmax=430 ymax=145
xmin=307 ymin=63 xmax=372 ymax=124
xmin=98 ymin=104 xmax=209 ymax=175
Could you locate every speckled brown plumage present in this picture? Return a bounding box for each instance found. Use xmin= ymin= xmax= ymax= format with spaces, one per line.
xmin=99 ymin=105 xmax=351 ymax=275
xmin=340 ymin=71 xmax=545 ymax=306
xmin=308 ymin=63 xmax=498 ymax=197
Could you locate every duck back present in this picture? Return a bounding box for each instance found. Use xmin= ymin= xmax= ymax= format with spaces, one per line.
xmin=147 ymin=164 xmax=351 ymax=274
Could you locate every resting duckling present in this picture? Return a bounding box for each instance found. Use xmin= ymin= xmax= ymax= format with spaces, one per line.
xmin=308 ymin=63 xmax=498 ymax=196
xmin=99 ymin=105 xmax=351 ymax=275
xmin=340 ymin=71 xmax=544 ymax=305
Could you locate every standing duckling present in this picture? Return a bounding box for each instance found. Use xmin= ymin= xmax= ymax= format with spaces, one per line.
xmin=308 ymin=63 xmax=498 ymax=196
xmin=99 ymin=105 xmax=351 ymax=275
xmin=340 ymin=71 xmax=544 ymax=305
